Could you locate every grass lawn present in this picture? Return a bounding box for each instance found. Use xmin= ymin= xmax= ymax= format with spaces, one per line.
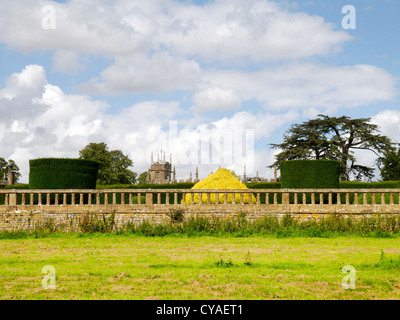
xmin=1 ymin=234 xmax=400 ymax=300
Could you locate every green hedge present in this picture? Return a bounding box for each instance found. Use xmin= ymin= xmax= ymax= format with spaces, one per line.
xmin=339 ymin=181 xmax=400 ymax=189
xmin=29 ymin=158 xmax=99 ymax=189
xmin=281 ymin=160 xmax=340 ymax=189
xmin=96 ymin=182 xmax=195 ymax=190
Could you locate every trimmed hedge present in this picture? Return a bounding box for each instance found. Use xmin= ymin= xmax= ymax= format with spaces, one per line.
xmin=339 ymin=181 xmax=400 ymax=189
xmin=96 ymin=182 xmax=195 ymax=190
xmin=280 ymin=160 xmax=340 ymax=189
xmin=29 ymin=158 xmax=99 ymax=189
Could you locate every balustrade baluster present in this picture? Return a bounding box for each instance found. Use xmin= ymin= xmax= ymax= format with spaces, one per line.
xmin=274 ymin=193 xmax=277 ymax=205
xmin=55 ymin=193 xmax=58 ymax=205
xmin=257 ymin=193 xmax=260 ymax=205
xmin=372 ymin=193 xmax=376 ymax=205
xmin=302 ymin=193 xmax=306 ymax=204
xmin=199 ymin=193 xmax=203 ymax=205
xmin=240 ymin=193 xmax=244 ymax=205
xmin=381 ymin=193 xmax=385 ymax=205
xmin=390 ymin=193 xmax=394 ymax=205
xmin=63 ymin=193 xmax=67 ymax=205
xmin=46 ymin=193 xmax=50 ymax=205
xmin=345 ymin=193 xmax=349 ymax=205
xmin=354 ymin=193 xmax=358 ymax=205
xmin=319 ymin=193 xmax=323 ymax=205
xmin=166 ymin=193 xmax=169 ymax=205
xmin=174 ymin=193 xmax=178 ymax=205
xmin=328 ymin=193 xmax=332 ymax=205
xmin=96 ymin=193 xmax=100 ymax=205
xmin=22 ymin=193 xmax=26 ymax=205
xmin=363 ymin=193 xmax=367 ymax=205
xmin=191 ymin=193 xmax=194 ymax=205
xmin=224 ymin=192 xmax=227 ymax=204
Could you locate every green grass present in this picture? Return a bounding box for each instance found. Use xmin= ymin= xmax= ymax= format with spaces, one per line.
xmin=1 ymin=234 xmax=400 ymax=300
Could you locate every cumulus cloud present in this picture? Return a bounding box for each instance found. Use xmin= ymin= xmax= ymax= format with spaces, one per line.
xmin=0 ymin=0 xmax=352 ymax=96
xmin=191 ymin=87 xmax=241 ymax=113
xmin=0 ymin=65 xmax=300 ymax=182
xmin=0 ymin=0 xmax=350 ymax=61
xmin=202 ymin=63 xmax=397 ymax=111
xmin=52 ymin=50 xmax=84 ymax=74
xmin=81 ymin=52 xmax=201 ymax=94
xmin=371 ymin=110 xmax=400 ymax=143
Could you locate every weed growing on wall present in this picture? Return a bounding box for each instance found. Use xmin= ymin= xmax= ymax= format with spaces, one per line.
xmin=2 ymin=212 xmax=400 ymax=239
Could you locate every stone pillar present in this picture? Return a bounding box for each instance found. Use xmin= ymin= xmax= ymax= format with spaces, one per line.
xmin=146 ymin=192 xmax=153 ymax=209
xmin=282 ymin=190 xmax=289 ymax=205
xmin=8 ymin=171 xmax=16 ymax=186
xmin=195 ymin=166 xmax=199 ymax=182
xmin=242 ymin=166 xmax=247 ymax=183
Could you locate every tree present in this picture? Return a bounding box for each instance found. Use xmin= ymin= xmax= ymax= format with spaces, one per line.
xmin=79 ymin=143 xmax=137 ymax=185
xmin=270 ymin=115 xmax=394 ymax=181
xmin=379 ymin=145 xmax=400 ymax=181
xmin=137 ymin=171 xmax=149 ymax=185
xmin=0 ymin=158 xmax=21 ymax=183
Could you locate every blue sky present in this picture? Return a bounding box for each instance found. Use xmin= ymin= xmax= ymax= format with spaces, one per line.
xmin=0 ymin=0 xmax=399 ymax=183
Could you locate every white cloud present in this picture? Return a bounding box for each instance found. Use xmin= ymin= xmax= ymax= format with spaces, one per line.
xmin=81 ymin=52 xmax=201 ymax=94
xmin=52 ymin=50 xmax=83 ymax=74
xmin=159 ymin=0 xmax=351 ymax=63
xmin=191 ymin=87 xmax=241 ymax=113
xmin=0 ymin=64 xmax=301 ymax=182
xmin=371 ymin=110 xmax=400 ymax=143
xmin=0 ymin=65 xmax=184 ymax=181
xmin=202 ymin=63 xmax=397 ymax=110
xmin=0 ymin=0 xmax=350 ymax=62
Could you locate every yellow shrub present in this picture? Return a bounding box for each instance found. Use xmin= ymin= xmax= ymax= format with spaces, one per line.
xmin=183 ymin=168 xmax=256 ymax=204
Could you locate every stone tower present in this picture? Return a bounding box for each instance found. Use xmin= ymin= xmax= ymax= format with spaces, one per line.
xmin=148 ymin=151 xmax=172 ymax=184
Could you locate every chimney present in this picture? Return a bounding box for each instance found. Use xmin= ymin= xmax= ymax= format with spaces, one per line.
xmin=8 ymin=171 xmax=16 ymax=186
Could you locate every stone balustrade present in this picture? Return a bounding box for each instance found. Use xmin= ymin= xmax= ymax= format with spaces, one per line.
xmin=1 ymin=188 xmax=400 ymax=214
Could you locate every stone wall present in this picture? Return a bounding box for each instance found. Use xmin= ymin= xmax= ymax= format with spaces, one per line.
xmin=0 ymin=207 xmax=395 ymax=233
xmin=2 ymin=187 xmax=400 ymax=232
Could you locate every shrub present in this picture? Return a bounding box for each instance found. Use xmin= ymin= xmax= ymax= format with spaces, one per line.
xmin=183 ymin=168 xmax=256 ymax=204
xmin=29 ymin=158 xmax=99 ymax=189
xmin=280 ymin=159 xmax=340 ymax=189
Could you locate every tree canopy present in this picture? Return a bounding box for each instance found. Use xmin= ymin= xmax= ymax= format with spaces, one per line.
xmin=137 ymin=171 xmax=148 ymax=185
xmin=270 ymin=115 xmax=394 ymax=181
xmin=379 ymin=144 xmax=400 ymax=181
xmin=0 ymin=157 xmax=21 ymax=183
xmin=79 ymin=142 xmax=137 ymax=185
